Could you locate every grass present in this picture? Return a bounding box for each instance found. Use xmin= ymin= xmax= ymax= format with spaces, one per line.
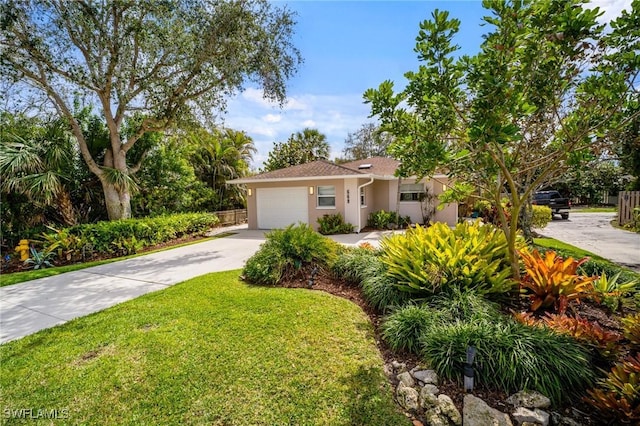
xmin=533 ymin=237 xmax=607 ymax=261
xmin=0 ymin=234 xmax=230 ymax=288
xmin=572 ymin=206 xmax=617 ymax=213
xmin=0 ymin=270 xmax=407 ymax=425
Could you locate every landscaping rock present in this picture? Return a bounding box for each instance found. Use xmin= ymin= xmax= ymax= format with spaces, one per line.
xmin=420 ymin=386 xmax=439 ymax=409
xmin=398 ymin=371 xmax=416 ymax=387
xmin=463 ymin=394 xmax=513 ymax=426
xmin=412 ymin=369 xmax=439 ymax=385
xmin=423 ymin=384 xmax=440 ymax=395
xmin=512 ymin=407 xmax=549 ymax=426
xmin=383 ymin=363 xmax=394 ymax=377
xmin=397 ymin=382 xmax=420 ymax=411
xmin=424 ymin=408 xmax=450 ymax=426
xmin=437 ymin=394 xmax=462 ymax=426
xmin=392 ymin=360 xmax=407 ymax=371
xmin=549 ymin=412 xmax=583 ymax=426
xmin=506 ymin=390 xmax=551 ymax=409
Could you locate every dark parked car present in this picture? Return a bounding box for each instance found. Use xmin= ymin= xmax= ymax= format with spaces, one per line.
xmin=532 ymin=191 xmax=571 ymax=219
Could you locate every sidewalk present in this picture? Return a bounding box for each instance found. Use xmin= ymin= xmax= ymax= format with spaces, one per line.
xmin=0 ymin=225 xmax=394 ymax=343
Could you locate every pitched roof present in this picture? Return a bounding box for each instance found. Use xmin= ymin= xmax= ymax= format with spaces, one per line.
xmin=340 ymin=156 xmax=400 ymax=176
xmin=235 ymin=160 xmax=364 ymax=182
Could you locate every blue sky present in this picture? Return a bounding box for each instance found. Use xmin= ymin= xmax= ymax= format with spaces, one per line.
xmin=224 ymin=0 xmax=631 ymax=168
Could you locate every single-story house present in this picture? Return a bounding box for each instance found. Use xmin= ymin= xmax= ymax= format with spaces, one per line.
xmin=229 ymin=156 xmax=457 ymax=232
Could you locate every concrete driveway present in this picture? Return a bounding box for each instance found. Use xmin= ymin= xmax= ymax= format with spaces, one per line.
xmin=537 ymin=212 xmax=640 ymax=272
xmin=0 ymin=226 xmax=395 ymax=343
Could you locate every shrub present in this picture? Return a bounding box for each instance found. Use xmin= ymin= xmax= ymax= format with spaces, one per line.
xmin=589 ymin=271 xmax=638 ymax=311
xmin=361 ymin=266 xmax=411 ymax=311
xmin=41 ymin=226 xmax=86 ymax=262
xmin=62 ymin=213 xmax=219 ymax=254
xmin=519 ymin=249 xmax=596 ymax=314
xmin=332 ymin=247 xmax=380 ymax=283
xmin=23 ymin=247 xmax=54 ymax=270
xmin=367 ymin=210 xmax=410 ymax=229
xmin=380 ymin=221 xmax=515 ymax=297
xmin=420 ymin=317 xmax=594 ymax=404
xmin=531 ymin=205 xmax=552 ymax=229
xmin=317 ymin=213 xmax=354 ymax=235
xmin=585 ymin=354 xmax=640 ymax=423
xmin=242 ymin=224 xmax=339 ymax=286
xmin=383 ymin=305 xmax=441 ymax=353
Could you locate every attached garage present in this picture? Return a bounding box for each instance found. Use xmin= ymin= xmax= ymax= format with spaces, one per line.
xmin=256 ymin=187 xmax=308 ymax=229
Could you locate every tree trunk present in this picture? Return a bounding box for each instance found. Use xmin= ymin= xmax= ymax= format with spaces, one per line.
xmin=57 ymin=190 xmax=77 ymax=226
xmin=103 ymin=182 xmax=132 ymax=220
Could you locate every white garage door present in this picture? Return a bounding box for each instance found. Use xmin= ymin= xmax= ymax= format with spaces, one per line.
xmin=257 ymin=187 xmax=309 ymax=229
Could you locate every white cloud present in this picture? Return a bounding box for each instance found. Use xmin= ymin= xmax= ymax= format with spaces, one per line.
xmin=262 ymin=114 xmax=282 ymax=123
xmin=224 ymin=90 xmax=373 ymax=168
xmin=587 ymin=0 xmax=632 ymax=24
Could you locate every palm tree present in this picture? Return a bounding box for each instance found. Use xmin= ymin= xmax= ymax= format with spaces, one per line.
xmin=0 ymin=117 xmax=78 ymax=226
xmin=190 ymin=128 xmax=256 ymax=210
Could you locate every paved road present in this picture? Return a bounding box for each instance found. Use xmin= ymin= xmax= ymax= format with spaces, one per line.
xmin=0 ymin=226 xmax=395 ymax=343
xmin=538 ymin=212 xmax=640 ymax=272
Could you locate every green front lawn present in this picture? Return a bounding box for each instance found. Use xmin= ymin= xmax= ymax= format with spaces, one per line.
xmin=0 ymin=270 xmax=407 ymax=425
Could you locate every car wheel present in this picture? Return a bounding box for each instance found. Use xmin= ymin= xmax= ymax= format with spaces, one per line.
xmin=561 ymin=214 xmax=569 ymax=220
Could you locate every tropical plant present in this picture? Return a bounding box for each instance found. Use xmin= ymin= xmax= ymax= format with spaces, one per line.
xmin=262 ymin=128 xmax=330 ymax=172
xmin=516 ymin=312 xmax=622 ymax=359
xmin=381 ymin=221 xmax=515 ymax=297
xmin=317 ymin=213 xmax=354 ymax=235
xmin=23 ymin=247 xmax=54 ymax=270
xmin=367 ymin=210 xmax=410 ymax=229
xmin=585 ymin=354 xmax=640 ymax=423
xmin=41 ymin=226 xmax=86 ymax=262
xmin=622 ymin=314 xmax=640 ymax=348
xmin=590 ymin=272 xmax=638 ymax=311
xmin=519 ymin=249 xmax=597 ymax=313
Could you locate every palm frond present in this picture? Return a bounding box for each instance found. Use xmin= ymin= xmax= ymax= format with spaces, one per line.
xmin=100 ymin=167 xmax=139 ymax=194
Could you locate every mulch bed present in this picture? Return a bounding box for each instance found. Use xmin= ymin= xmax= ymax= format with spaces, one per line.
xmin=279 ymin=266 xmax=610 ymax=425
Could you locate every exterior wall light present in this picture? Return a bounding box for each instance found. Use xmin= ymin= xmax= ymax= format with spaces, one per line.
xmin=247 ymin=188 xmax=252 ymax=196
xmin=309 ymin=186 xmax=314 ymax=195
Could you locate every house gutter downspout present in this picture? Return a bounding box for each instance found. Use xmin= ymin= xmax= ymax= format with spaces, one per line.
xmin=356 ymin=176 xmax=375 ymax=233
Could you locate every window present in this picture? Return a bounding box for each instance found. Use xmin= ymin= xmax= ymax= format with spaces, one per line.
xmin=360 ymin=187 xmax=366 ymax=206
xmin=317 ymin=186 xmax=336 ymax=208
xmin=399 ymin=183 xmax=424 ymax=202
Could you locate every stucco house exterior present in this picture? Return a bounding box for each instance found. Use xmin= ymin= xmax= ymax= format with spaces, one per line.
xmin=229 ymin=156 xmax=457 ymax=232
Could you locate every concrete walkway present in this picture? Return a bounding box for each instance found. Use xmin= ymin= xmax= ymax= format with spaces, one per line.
xmin=0 ymin=225 xmax=394 ymax=343
xmin=538 ymin=212 xmax=640 ymax=272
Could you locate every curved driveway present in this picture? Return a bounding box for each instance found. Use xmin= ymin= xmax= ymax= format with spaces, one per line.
xmin=538 ymin=212 xmax=640 ymax=272
xmin=0 ymin=226 xmax=393 ymax=343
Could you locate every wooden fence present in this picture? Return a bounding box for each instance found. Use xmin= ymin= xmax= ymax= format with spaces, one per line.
xmin=214 ymin=209 xmax=247 ymax=226
xmin=618 ymin=191 xmax=640 ymax=226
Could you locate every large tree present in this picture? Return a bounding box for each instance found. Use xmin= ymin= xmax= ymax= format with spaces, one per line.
xmin=262 ymin=128 xmax=329 ymax=171
xmin=0 ymin=0 xmax=301 ymax=220
xmin=341 ymin=122 xmax=393 ymax=161
xmin=365 ymin=0 xmax=639 ymax=278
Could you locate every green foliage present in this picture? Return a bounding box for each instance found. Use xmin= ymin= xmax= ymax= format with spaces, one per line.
xmin=590 ymin=271 xmax=638 ymax=311
xmin=41 ymin=226 xmax=86 ymax=262
xmin=380 ymin=221 xmax=514 ymax=297
xmin=262 ymin=128 xmax=330 ymax=172
xmin=112 ymin=236 xmax=146 ymax=256
xmin=61 ymin=213 xmax=219 ymax=254
xmin=382 ymin=305 xmax=440 ymax=353
xmin=243 ymin=224 xmax=339 ymax=286
xmin=361 ymin=260 xmax=411 ymax=311
xmin=331 ymin=247 xmax=380 ymax=283
xmin=531 ymin=205 xmax=552 ymax=229
xmin=23 ymin=248 xmax=54 ymax=270
xmin=622 ymin=314 xmax=640 ymax=347
xmin=341 ymin=123 xmax=393 ymax=161
xmin=317 ymin=213 xmax=354 ymax=235
xmin=420 ymin=317 xmax=594 ymax=404
xmin=367 ymin=210 xmax=410 ymax=229
xmin=586 ymin=354 xmax=640 ymax=423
